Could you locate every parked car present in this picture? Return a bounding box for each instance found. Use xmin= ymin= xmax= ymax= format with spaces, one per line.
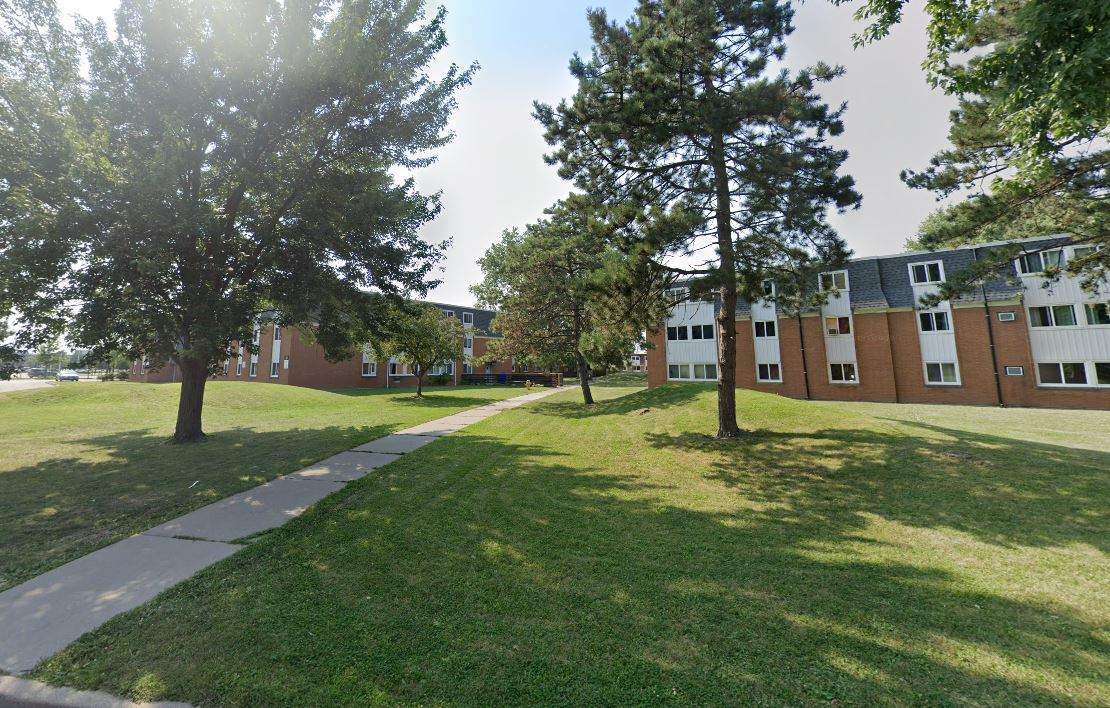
xmin=56 ymin=369 xmax=80 ymax=382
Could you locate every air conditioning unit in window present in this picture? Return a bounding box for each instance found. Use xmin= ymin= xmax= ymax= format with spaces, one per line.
xmin=997 ymin=311 xmax=1016 ymax=322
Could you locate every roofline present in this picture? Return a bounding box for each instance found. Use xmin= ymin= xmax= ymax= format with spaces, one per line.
xmin=847 ymin=233 xmax=1073 ymax=263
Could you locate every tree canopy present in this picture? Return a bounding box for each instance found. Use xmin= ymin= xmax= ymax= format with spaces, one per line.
xmin=0 ymin=0 xmax=473 ymax=440
xmin=375 ymin=303 xmax=464 ymax=397
xmin=535 ymin=0 xmax=859 ymax=436
xmin=473 ymin=195 xmax=659 ymax=405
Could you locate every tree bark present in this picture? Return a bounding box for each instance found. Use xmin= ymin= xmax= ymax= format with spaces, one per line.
xmin=575 ymin=350 xmax=594 ymax=405
xmin=710 ymin=128 xmax=742 ymax=438
xmin=172 ymin=356 xmax=209 ymax=443
xmin=416 ymin=367 xmax=424 ymax=397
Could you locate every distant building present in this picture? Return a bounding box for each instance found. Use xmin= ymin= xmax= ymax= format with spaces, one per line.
xmin=131 ymin=302 xmax=559 ymax=388
xmin=647 ymin=236 xmax=1109 ymax=410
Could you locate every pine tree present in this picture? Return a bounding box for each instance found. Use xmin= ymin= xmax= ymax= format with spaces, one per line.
xmin=535 ymin=0 xmax=859 ymax=437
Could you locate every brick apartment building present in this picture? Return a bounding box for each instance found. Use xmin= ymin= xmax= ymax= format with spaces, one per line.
xmin=647 ymin=236 xmax=1110 ymax=410
xmin=130 ymin=302 xmax=528 ymax=389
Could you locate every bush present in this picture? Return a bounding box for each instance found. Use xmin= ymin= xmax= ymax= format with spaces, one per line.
xmin=115 ymin=371 xmax=131 ymax=381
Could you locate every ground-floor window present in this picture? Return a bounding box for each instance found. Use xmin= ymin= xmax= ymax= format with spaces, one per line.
xmin=756 ymin=363 xmax=781 ymax=382
xmin=924 ymin=361 xmax=959 ymax=385
xmin=668 ymin=362 xmax=718 ymax=381
xmin=463 ymin=363 xmax=473 ymax=374
xmin=361 ymin=354 xmax=376 ymax=377
xmin=829 ymin=362 xmax=858 ymax=384
xmin=1037 ymin=361 xmax=1110 ymax=387
xmin=269 ymin=362 xmax=279 ymax=378
xmin=249 ymin=361 xmax=258 ymax=377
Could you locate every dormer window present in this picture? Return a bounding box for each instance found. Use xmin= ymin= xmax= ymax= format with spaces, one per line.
xmin=909 ymin=261 xmax=944 ymax=285
xmin=819 ymin=270 xmax=848 ymax=291
xmin=1017 ymin=249 xmax=1064 ymax=274
xmin=462 ymin=312 xmax=474 ymax=326
xmin=273 ymin=325 xmax=282 ymax=342
xmin=761 ymin=280 xmax=776 ymax=297
xmin=444 ymin=310 xmax=454 ymax=318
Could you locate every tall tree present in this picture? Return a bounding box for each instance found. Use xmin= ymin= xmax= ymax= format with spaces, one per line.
xmin=836 ymin=0 xmax=1108 ymax=289
xmin=473 ymin=195 xmax=660 ymax=405
xmin=535 ymin=0 xmax=859 ymax=437
xmin=375 ymin=303 xmax=464 ymax=397
xmin=0 ymin=0 xmax=473 ymax=441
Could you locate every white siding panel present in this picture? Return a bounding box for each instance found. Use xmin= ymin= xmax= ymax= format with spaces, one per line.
xmin=919 ymin=332 xmax=958 ymax=361
xmin=1029 ymin=328 xmax=1110 ymax=362
xmin=824 ymin=336 xmax=857 ymax=362
xmin=754 ymin=338 xmax=780 ymax=364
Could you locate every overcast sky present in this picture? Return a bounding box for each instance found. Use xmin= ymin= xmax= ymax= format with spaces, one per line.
xmin=60 ymin=0 xmax=955 ymax=307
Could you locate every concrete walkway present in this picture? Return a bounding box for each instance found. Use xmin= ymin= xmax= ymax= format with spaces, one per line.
xmin=0 ymin=386 xmax=563 ymax=685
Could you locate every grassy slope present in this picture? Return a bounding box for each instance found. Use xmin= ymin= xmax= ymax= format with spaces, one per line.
xmin=31 ymin=381 xmax=1110 ymax=705
xmin=0 ymin=382 xmax=526 ymax=591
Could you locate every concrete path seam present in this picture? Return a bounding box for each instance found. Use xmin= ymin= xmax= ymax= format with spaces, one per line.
xmin=0 ymin=385 xmax=565 ymax=695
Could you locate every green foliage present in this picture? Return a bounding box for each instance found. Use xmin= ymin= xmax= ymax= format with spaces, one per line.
xmin=473 ymin=195 xmax=658 ymax=404
xmin=836 ymin=0 xmax=1108 ymax=290
xmin=375 ymin=303 xmax=465 ymax=395
xmin=535 ymin=1 xmax=859 ymax=430
xmin=0 ymin=0 xmax=473 ymax=435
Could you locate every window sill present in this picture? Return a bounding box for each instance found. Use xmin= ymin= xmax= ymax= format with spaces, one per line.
xmin=1036 ymin=385 xmax=1107 ymax=390
xmin=756 ymin=380 xmax=783 ymax=385
xmin=829 ymin=381 xmax=859 ymax=385
xmin=925 ymin=383 xmax=961 ymax=388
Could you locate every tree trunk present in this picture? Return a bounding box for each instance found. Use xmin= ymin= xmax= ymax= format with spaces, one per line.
xmin=172 ymin=357 xmax=209 ymax=443
xmin=575 ymin=350 xmax=594 ymax=405
xmin=710 ymin=128 xmax=742 ymax=438
xmin=416 ymin=367 xmax=424 ymax=397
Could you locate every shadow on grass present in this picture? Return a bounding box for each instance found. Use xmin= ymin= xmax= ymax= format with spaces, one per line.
xmin=326 ymin=386 xmax=527 ymax=407
xmin=34 ymin=419 xmax=1110 ymax=705
xmin=0 ymin=423 xmax=394 ymax=593
xmin=534 ymin=381 xmax=702 ymax=419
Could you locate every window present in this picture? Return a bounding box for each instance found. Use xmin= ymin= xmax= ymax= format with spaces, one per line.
xmin=997 ymin=311 xmax=1016 ymax=322
xmin=283 ymin=355 xmax=290 ymax=370
xmin=1005 ymin=366 xmax=1024 ymax=376
xmin=463 ymin=363 xmax=473 ymax=374
xmin=666 ymin=287 xmax=689 ymax=303
xmin=820 ymin=270 xmax=848 ymax=291
xmin=249 ymin=361 xmax=258 ymax=377
xmin=444 ymin=310 xmax=454 ymax=318
xmin=252 ymin=326 xmax=260 ymax=345
xmin=690 ymin=324 xmax=714 ymax=339
xmin=236 ymin=360 xmax=244 ymax=376
xmin=692 ymin=363 xmax=718 ymax=380
xmin=918 ymin=311 xmax=951 ymax=332
xmin=1097 ymin=363 xmax=1110 ymax=385
xmin=910 ymin=261 xmax=944 ymax=284
xmin=1085 ymin=303 xmax=1110 ymax=325
xmin=1072 ymin=245 xmax=1096 ymax=260
xmin=829 ymin=363 xmax=857 ymax=383
xmin=925 ymin=362 xmax=959 ymax=385
xmin=462 ymin=312 xmax=473 ymax=325
xmin=1017 ymin=250 xmax=1063 ymax=274
xmin=465 ymin=335 xmax=474 ymax=349
xmin=222 ymin=360 xmax=230 ymax=375
xmin=761 ymin=280 xmax=776 ymax=297
xmin=754 ymin=320 xmax=776 ymax=338
xmin=273 ymin=326 xmax=281 ymax=342
xmin=667 ymin=326 xmax=689 ymax=341
xmin=1028 ymin=305 xmax=1077 ymax=327
xmin=757 ymin=363 xmax=781 ymax=382
xmin=361 ymin=354 xmax=376 ymax=377
xmin=1037 ymin=362 xmax=1087 ymax=386
xmin=825 ymin=316 xmax=851 ymax=336
xmin=389 ymin=362 xmax=397 ymax=376
xmin=269 ymin=362 xmax=279 ymax=378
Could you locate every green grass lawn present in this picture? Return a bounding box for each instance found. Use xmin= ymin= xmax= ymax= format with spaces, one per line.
xmin=0 ymin=381 xmax=527 ymax=592
xmin=29 ymin=381 xmax=1110 ymax=705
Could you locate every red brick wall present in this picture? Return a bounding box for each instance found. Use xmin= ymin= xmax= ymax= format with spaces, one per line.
xmin=646 ymin=328 xmax=668 ymax=388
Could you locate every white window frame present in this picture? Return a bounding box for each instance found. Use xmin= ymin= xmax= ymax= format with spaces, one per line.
xmin=249 ymin=361 xmax=258 ymax=378
xmin=923 ymin=361 xmax=960 ymax=386
xmin=761 ymin=280 xmax=776 ymax=298
xmin=1095 ymin=362 xmax=1110 ymax=387
xmin=222 ymin=359 xmax=230 ymax=375
xmin=690 ymin=323 xmax=714 ymax=340
xmin=1035 ymin=361 xmax=1090 ymax=387
xmin=1004 ymin=366 xmax=1024 ymax=376
xmin=918 ymin=310 xmax=952 ymax=333
xmin=1028 ymin=304 xmax=1079 ymax=328
xmin=251 ymin=326 xmax=261 ymax=345
xmin=756 ymin=362 xmax=782 ymax=382
xmin=464 ymin=335 xmax=474 ymax=349
xmin=825 ymin=316 xmax=851 ymax=336
xmin=443 ymin=310 xmax=454 ymax=318
xmin=463 ymin=363 xmax=473 ymax=375
xmin=754 ymin=320 xmax=777 ymax=338
xmin=269 ymin=361 xmax=279 ymax=378
xmin=361 ymin=354 xmax=376 ymax=378
xmin=819 ymin=270 xmax=849 ymax=291
xmin=273 ymin=326 xmax=282 ymax=342
xmin=667 ymin=326 xmax=689 ymax=341
xmin=462 ymin=312 xmax=474 ymax=326
xmin=667 ymin=362 xmax=718 ymax=381
xmin=1017 ymin=249 xmax=1065 ymax=275
xmin=829 ymin=362 xmax=858 ymax=384
xmin=1084 ymin=302 xmax=1110 ymax=326
xmin=909 ymin=260 xmax=945 ymax=285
